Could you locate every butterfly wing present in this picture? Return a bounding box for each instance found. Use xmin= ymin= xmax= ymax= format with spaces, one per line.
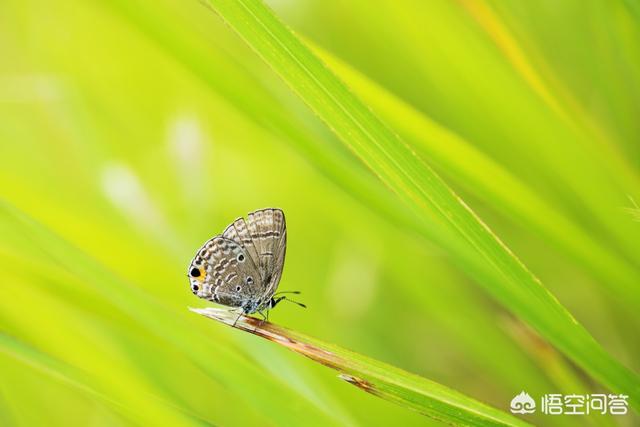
xmin=222 ymin=217 xmax=260 ymax=268
xmin=188 ymin=236 xmax=262 ymax=310
xmin=246 ymin=208 xmax=286 ymax=299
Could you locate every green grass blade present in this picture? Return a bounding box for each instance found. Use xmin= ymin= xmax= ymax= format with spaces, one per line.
xmin=201 ymin=0 xmax=640 ymax=406
xmin=0 ymin=200 xmax=352 ymax=426
xmin=191 ymin=308 xmax=532 ymax=427
xmin=308 ymin=43 xmax=640 ymax=313
xmin=0 ymin=333 xmax=184 ymax=426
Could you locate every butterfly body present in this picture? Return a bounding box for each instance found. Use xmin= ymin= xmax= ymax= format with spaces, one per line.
xmin=188 ymin=208 xmax=287 ymax=315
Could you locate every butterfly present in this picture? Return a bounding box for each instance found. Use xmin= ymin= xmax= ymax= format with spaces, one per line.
xmin=188 ymin=208 xmax=304 ymax=321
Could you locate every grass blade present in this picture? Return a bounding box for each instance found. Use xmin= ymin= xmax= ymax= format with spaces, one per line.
xmin=0 ymin=333 xmax=175 ymax=426
xmin=201 ymin=0 xmax=640 ymax=406
xmin=308 ymin=43 xmax=640 ymax=314
xmin=191 ymin=308 xmax=532 ymax=427
xmin=0 ymin=200 xmax=352 ymax=426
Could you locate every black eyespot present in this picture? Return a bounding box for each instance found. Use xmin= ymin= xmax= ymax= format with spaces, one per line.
xmin=237 ymin=253 xmax=245 ymax=262
xmin=236 ymin=286 xmax=241 ymax=292
xmin=192 ymin=284 xmax=199 ymax=292
xmin=246 ymin=276 xmax=254 ymax=285
xmin=190 ymin=268 xmax=201 ymax=277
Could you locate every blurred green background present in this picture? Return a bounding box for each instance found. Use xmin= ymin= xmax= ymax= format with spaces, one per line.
xmin=1 ymin=0 xmax=639 ymax=425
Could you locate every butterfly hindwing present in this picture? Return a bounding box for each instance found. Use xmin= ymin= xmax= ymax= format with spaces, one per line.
xmin=191 ymin=236 xmax=261 ymax=309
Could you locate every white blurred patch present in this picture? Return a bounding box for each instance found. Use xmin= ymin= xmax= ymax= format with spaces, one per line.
xmin=101 ymin=162 xmax=167 ymax=233
xmin=326 ymin=241 xmax=380 ymax=319
xmin=167 ymin=115 xmax=206 ymax=202
xmin=264 ymin=0 xmax=300 ymax=12
xmin=263 ymin=0 xmax=313 ymax=28
xmin=0 ymin=74 xmax=62 ymax=103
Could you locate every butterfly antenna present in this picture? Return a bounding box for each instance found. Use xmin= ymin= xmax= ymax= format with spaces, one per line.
xmin=271 ymin=295 xmax=306 ymax=309
xmin=274 ymin=290 xmax=301 ymax=296
xmin=283 ymin=297 xmax=306 ymax=309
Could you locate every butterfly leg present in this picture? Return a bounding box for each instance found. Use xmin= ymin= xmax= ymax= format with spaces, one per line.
xmin=256 ymin=310 xmax=269 ymax=326
xmin=232 ymin=309 xmax=243 ymax=327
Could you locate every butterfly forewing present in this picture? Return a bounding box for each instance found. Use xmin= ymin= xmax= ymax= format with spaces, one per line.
xmin=247 ymin=209 xmax=286 ymax=279
xmin=266 ymin=225 xmax=286 ymax=296
xmin=223 ymin=217 xmax=261 ymax=266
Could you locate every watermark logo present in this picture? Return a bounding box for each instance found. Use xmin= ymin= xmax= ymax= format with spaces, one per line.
xmin=509 ymin=392 xmax=629 ymax=416
xmin=510 ymin=391 xmax=536 ymax=414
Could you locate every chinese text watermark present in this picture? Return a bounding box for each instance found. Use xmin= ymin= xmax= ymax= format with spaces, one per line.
xmin=510 ymin=391 xmax=629 ymax=416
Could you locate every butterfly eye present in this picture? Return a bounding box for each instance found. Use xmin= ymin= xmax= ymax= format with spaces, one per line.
xmin=237 ymin=253 xmax=245 ymax=262
xmin=190 ymin=268 xmax=201 ymax=277
xmin=246 ymin=276 xmax=254 ymax=285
